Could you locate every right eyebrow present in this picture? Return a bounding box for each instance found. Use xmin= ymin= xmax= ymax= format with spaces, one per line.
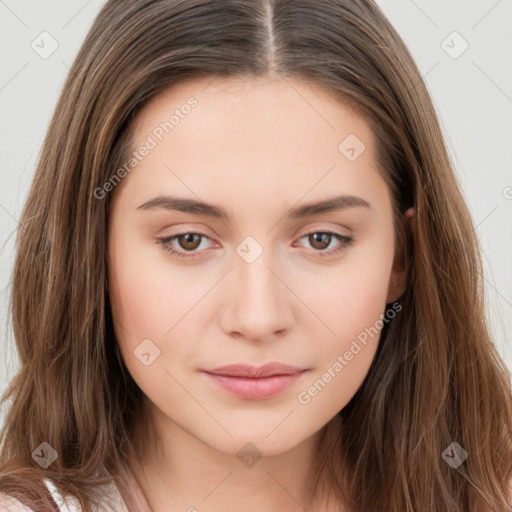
xmin=136 ymin=195 xmax=232 ymax=222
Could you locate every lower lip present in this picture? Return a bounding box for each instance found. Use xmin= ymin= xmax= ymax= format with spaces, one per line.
xmin=202 ymin=371 xmax=307 ymax=400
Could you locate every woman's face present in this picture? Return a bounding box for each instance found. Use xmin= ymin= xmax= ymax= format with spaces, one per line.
xmin=108 ymin=75 xmax=409 ymax=458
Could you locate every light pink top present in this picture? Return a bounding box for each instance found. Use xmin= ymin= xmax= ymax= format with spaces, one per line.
xmin=0 ymin=469 xmax=153 ymax=511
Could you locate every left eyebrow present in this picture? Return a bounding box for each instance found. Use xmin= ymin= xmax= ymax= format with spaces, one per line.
xmin=136 ymin=193 xmax=371 ymax=222
xmin=286 ymin=194 xmax=372 ymax=219
xmin=136 ymin=195 xmax=232 ymax=222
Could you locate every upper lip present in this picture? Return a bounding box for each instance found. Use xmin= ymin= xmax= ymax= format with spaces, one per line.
xmin=203 ymin=363 xmax=307 ymax=378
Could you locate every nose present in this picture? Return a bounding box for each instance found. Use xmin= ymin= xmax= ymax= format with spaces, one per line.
xmin=218 ymin=248 xmax=295 ymax=342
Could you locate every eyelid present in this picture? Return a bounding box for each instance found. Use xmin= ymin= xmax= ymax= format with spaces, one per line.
xmin=155 ymin=223 xmax=219 ymax=238
xmin=296 ymin=224 xmax=351 ymax=238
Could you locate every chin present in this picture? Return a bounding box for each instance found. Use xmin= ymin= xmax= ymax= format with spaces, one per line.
xmin=201 ymin=426 xmax=314 ymax=460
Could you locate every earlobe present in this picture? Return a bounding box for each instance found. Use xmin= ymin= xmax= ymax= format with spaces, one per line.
xmin=386 ymin=207 xmax=415 ymax=303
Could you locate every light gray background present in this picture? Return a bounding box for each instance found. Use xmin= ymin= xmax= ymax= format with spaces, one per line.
xmin=1 ymin=1 xmax=511 ymax=428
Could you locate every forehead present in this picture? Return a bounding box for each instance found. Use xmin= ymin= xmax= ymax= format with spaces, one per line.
xmin=131 ymin=74 xmax=371 ymax=146
xmin=115 ymin=75 xmax=387 ymax=215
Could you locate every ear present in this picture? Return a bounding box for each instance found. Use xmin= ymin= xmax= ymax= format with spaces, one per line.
xmin=386 ymin=207 xmax=415 ymax=303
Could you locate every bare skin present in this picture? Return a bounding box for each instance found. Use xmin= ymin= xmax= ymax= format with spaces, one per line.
xmin=108 ymin=73 xmax=414 ymax=512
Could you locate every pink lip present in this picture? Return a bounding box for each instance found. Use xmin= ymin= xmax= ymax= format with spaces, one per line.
xmin=201 ymin=363 xmax=308 ymax=400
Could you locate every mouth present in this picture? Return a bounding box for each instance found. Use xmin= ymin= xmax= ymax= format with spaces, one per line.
xmin=201 ymin=363 xmax=308 ymax=400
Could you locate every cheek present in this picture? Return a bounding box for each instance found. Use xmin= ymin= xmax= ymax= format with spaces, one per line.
xmin=108 ymin=229 xmax=220 ymax=386
xmin=296 ymin=236 xmax=394 ymax=406
xmin=108 ymin=235 xmax=198 ymax=400
xmin=299 ymin=238 xmax=393 ymax=346
xmin=109 ymin=231 xmax=204 ymax=339
xmin=328 ymin=266 xmax=389 ymax=342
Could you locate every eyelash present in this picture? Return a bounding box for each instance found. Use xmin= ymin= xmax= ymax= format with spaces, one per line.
xmin=156 ymin=229 xmax=354 ymax=260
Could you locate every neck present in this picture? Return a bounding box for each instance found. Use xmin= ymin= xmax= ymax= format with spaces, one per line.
xmin=122 ymin=400 xmax=346 ymax=512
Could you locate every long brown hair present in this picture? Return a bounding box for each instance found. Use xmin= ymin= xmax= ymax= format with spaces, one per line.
xmin=1 ymin=1 xmax=511 ymax=510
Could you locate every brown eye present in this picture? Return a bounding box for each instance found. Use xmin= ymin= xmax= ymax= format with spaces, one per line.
xmin=177 ymin=233 xmax=202 ymax=251
xmin=308 ymin=233 xmax=332 ymax=251
xmin=296 ymin=230 xmax=354 ymax=258
xmin=156 ymin=232 xmax=214 ymax=259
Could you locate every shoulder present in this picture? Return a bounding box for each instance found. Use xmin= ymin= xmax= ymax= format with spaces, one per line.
xmin=43 ymin=477 xmax=83 ymax=511
xmin=43 ymin=477 xmax=129 ymax=512
xmin=0 ymin=492 xmax=35 ymax=511
xmin=0 ymin=478 xmax=129 ymax=512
